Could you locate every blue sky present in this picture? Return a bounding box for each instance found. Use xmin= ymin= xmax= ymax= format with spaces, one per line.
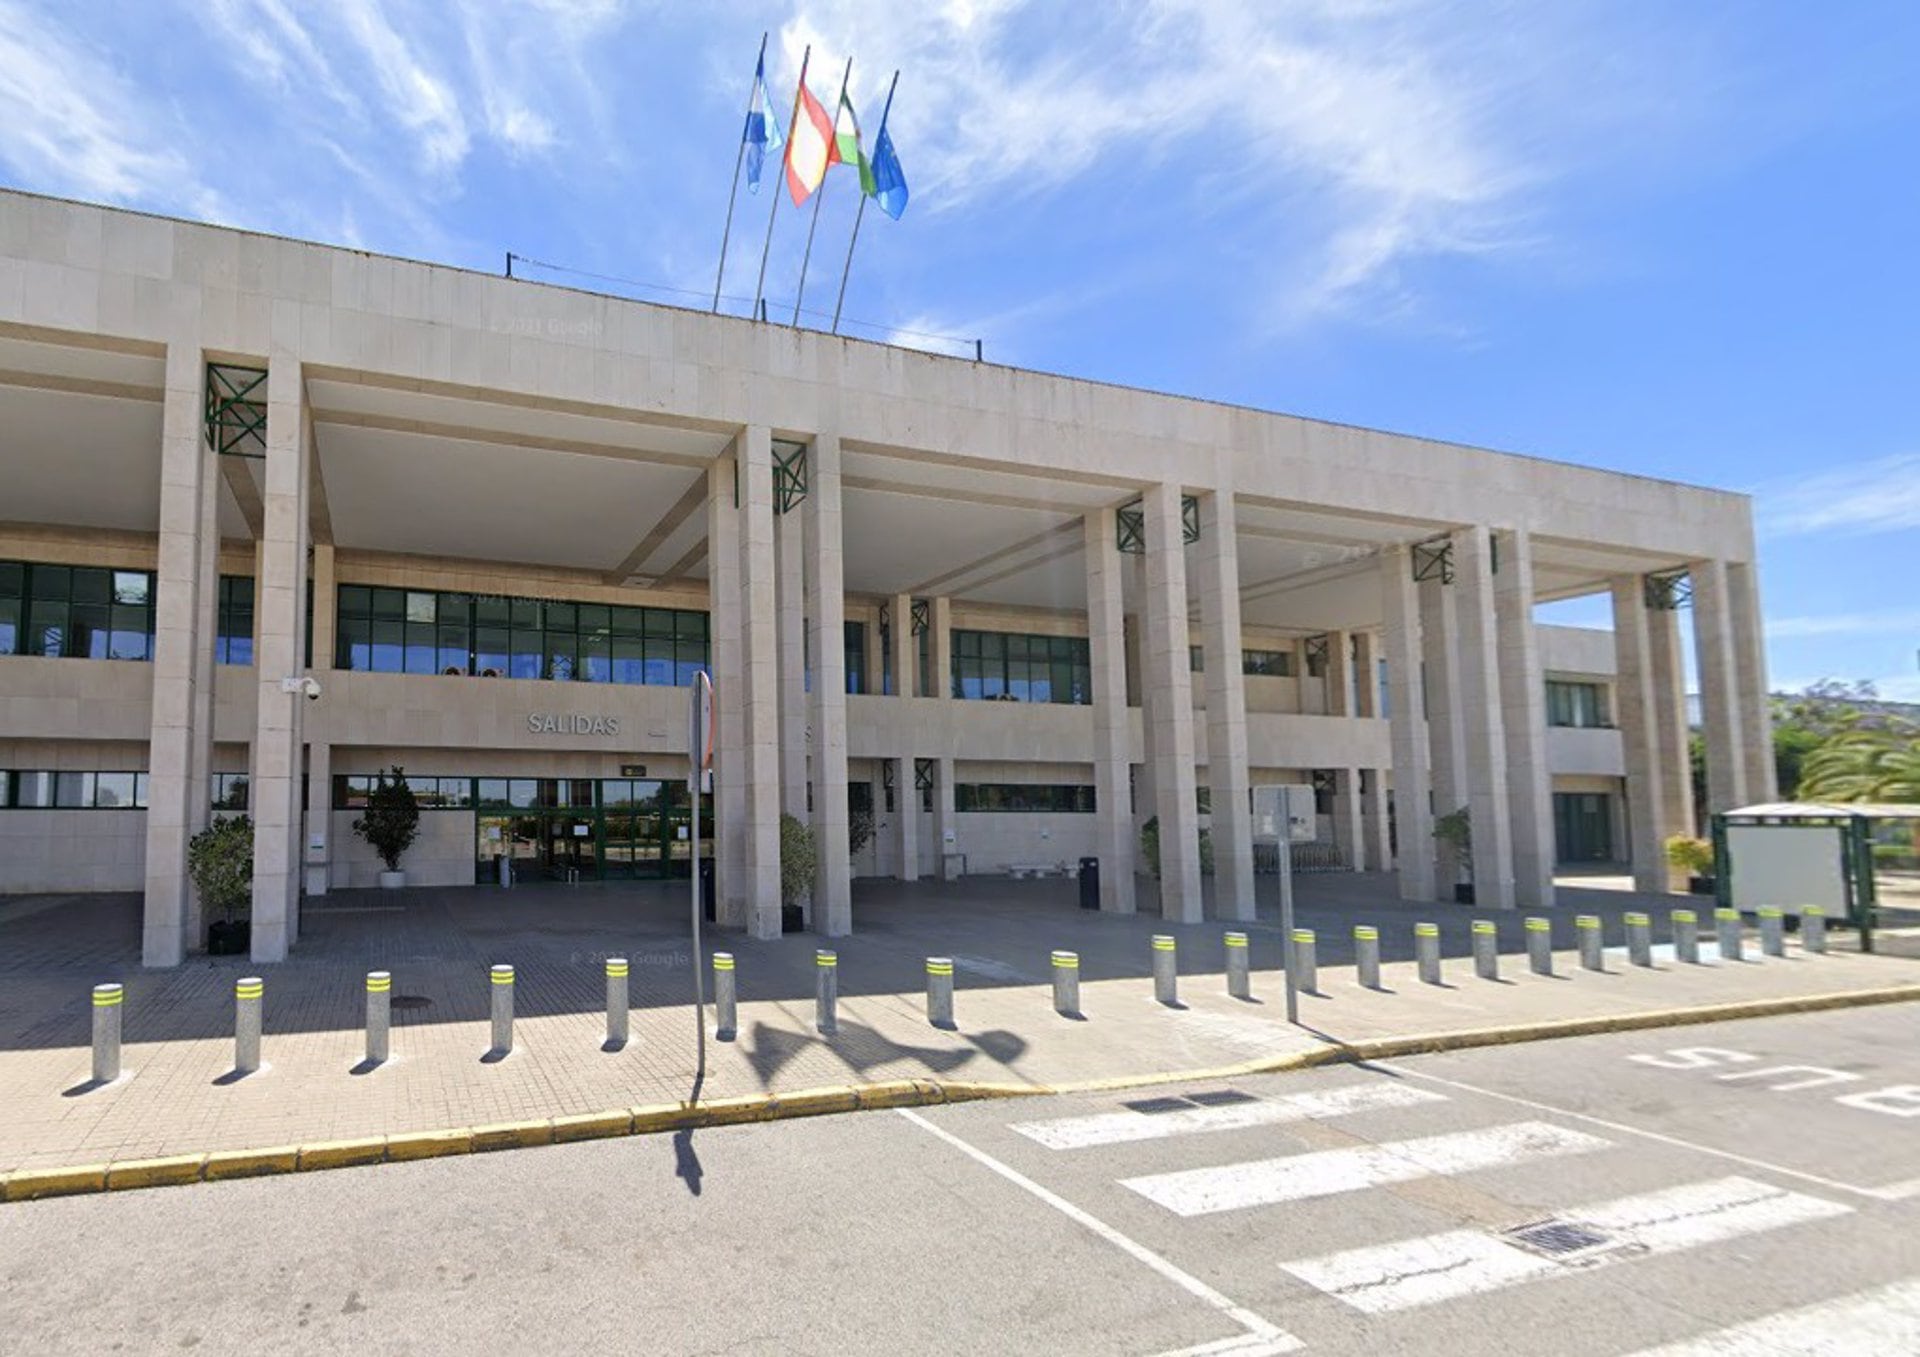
xmin=1 ymin=1 xmax=1916 ymax=697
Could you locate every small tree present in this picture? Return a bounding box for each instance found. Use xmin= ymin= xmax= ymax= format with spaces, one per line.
xmin=1665 ymin=834 xmax=1715 ymax=877
xmin=188 ymin=814 xmax=254 ymax=923
xmin=779 ymin=813 xmax=817 ymax=905
xmin=1433 ymin=807 xmax=1472 ymax=883
xmin=847 ymin=807 xmax=875 ymax=860
xmin=1139 ymin=816 xmax=1215 ymax=877
xmin=353 ymin=765 xmax=421 ymax=873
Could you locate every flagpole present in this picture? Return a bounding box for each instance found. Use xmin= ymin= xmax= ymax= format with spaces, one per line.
xmin=711 ymin=32 xmax=768 ymax=313
xmin=753 ymin=44 xmax=811 ymax=323
xmin=832 ymin=69 xmax=898 ymax=335
xmin=792 ymin=55 xmax=853 ymax=328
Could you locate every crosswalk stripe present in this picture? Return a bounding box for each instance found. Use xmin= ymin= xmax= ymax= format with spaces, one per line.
xmin=1010 ymin=1083 xmax=1449 ymax=1150
xmin=1623 ymin=1276 xmax=1920 ymax=1354
xmin=1281 ymin=1176 xmax=1851 ymax=1314
xmin=1123 ymin=1120 xmax=1608 ymax=1217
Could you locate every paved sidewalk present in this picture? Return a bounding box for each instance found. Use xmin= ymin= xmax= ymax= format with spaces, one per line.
xmin=3 ymin=875 xmax=1917 ymax=1174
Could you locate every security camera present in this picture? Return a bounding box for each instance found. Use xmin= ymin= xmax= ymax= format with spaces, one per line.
xmin=302 ymin=676 xmax=321 ymax=701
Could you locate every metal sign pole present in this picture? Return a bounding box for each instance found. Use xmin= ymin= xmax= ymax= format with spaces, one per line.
xmin=1279 ymin=836 xmax=1298 ymax=1025
xmin=689 ymin=672 xmax=714 ymax=1081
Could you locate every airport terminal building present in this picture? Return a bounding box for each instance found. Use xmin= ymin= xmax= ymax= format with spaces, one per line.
xmin=0 ymin=190 xmax=1777 ymax=966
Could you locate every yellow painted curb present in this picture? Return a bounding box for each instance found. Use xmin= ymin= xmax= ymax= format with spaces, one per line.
xmin=106 ymin=1154 xmax=207 ymax=1191
xmin=471 ymin=1120 xmax=554 ymax=1153
xmin=552 ymin=1110 xmax=634 ymax=1143
xmin=296 ymin=1137 xmax=388 ymax=1172
xmin=630 ymin=1101 xmax=703 ymax=1134
xmin=3 ymin=1163 xmax=109 ymax=1202
xmin=762 ymin=1087 xmax=862 ymax=1120
xmin=386 ymin=1128 xmax=474 ymax=1162
xmin=204 ymin=1146 xmax=300 ymax=1181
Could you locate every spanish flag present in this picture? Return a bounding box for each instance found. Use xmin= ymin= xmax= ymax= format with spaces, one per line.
xmin=784 ymin=78 xmax=838 ymax=207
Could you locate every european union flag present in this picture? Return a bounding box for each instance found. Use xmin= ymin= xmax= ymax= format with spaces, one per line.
xmin=869 ymin=123 xmax=908 ymax=220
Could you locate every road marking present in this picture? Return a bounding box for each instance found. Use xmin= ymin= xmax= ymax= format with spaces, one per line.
xmin=1010 ymin=1082 xmax=1448 ymax=1150
xmin=1282 ymin=1176 xmax=1850 ymax=1314
xmin=1379 ymin=1061 xmax=1914 ymax=1202
xmin=896 ymin=1109 xmax=1301 ymax=1356
xmin=1623 ymin=1276 xmax=1920 ymax=1354
xmin=1122 ymin=1121 xmax=1608 ymax=1217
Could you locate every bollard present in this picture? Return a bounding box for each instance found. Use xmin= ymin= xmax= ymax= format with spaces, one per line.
xmin=91 ymin=983 xmax=123 ymax=1085
xmin=713 ymin=952 xmax=738 ymax=1040
xmin=1759 ymin=908 xmax=1785 ymax=958
xmin=1224 ymin=932 xmax=1251 ymax=1000
xmin=1577 ymin=915 xmax=1604 ymax=972
xmin=605 ymin=956 xmax=629 ymax=1048
xmin=1291 ymin=929 xmax=1318 ymax=995
xmin=1716 ymin=908 xmax=1744 ymax=962
xmin=1416 ymin=922 xmax=1442 ymax=985
xmin=365 ymin=971 xmax=391 ymax=1067
xmin=926 ymin=956 xmax=955 ymax=1027
xmin=234 ymin=975 xmax=263 ymax=1075
xmin=1803 ymin=907 xmax=1827 ymax=954
xmin=1526 ymin=917 xmax=1553 ymax=976
xmin=1472 ymin=921 xmax=1499 ymax=981
xmin=1354 ymin=925 xmax=1381 ymax=990
xmin=1672 ymin=909 xmax=1700 ymax=965
xmin=489 ymin=964 xmax=514 ymax=1055
xmin=1052 ymin=950 xmax=1081 ymax=1017
xmin=1152 ymin=935 xmax=1178 ymax=1006
xmin=815 ymin=950 xmax=838 ymax=1035
xmin=1625 ymin=913 xmax=1652 ymax=968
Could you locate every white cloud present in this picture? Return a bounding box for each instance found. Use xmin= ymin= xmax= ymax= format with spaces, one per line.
xmin=1757 ymin=452 xmax=1920 ymax=539
xmin=337 ymin=0 xmax=470 ymax=171
xmin=1768 ymin=610 xmax=1920 ymax=640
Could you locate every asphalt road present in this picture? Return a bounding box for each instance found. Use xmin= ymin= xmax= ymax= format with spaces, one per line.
xmin=7 ymin=1006 xmax=1920 ymax=1355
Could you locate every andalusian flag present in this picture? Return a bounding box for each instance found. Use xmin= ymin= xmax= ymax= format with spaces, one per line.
xmin=834 ymin=90 xmax=877 ymax=196
xmin=784 ymin=78 xmax=837 ymax=206
xmin=742 ymin=51 xmax=784 ymax=195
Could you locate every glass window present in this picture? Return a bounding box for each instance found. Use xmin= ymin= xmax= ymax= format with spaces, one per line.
xmin=844 ymin=620 xmax=866 ymax=695
xmin=15 ymin=772 xmax=54 ymax=807
xmin=954 ymin=784 xmax=1096 ymax=813
xmin=55 ymin=771 xmax=94 ymax=808
xmin=1546 ymin=681 xmax=1609 ymax=728
xmin=1243 ymin=649 xmax=1294 ymax=677
xmin=212 ymin=773 xmax=250 ymax=810
xmin=950 ymin=630 xmax=1092 ymax=705
xmin=94 ymin=772 xmax=137 ymax=808
xmin=218 ymin=575 xmax=255 ymax=665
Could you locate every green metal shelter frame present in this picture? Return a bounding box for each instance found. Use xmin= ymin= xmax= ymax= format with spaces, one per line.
xmin=1714 ymin=801 xmax=1920 ymax=954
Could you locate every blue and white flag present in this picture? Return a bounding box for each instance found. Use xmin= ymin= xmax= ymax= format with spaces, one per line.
xmin=743 ymin=52 xmax=785 ymax=194
xmin=869 ymin=121 xmax=908 ymax=220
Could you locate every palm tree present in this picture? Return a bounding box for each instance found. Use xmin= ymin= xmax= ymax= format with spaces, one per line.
xmin=1796 ymin=727 xmax=1920 ymax=803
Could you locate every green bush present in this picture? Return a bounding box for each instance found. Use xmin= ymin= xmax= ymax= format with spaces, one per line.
xmin=1433 ymin=807 xmax=1472 ymax=882
xmin=780 ymin=813 xmax=817 ymax=905
xmin=1665 ymin=835 xmax=1715 ymax=876
xmin=1139 ymin=816 xmax=1214 ymax=877
xmin=188 ymin=814 xmax=254 ymax=922
xmin=848 ymin=807 xmax=874 ymax=860
xmin=352 ymin=766 xmax=421 ymax=872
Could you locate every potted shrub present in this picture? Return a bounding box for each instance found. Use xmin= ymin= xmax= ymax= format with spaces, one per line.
xmin=779 ymin=812 xmax=817 ymax=934
xmin=190 ymin=814 xmax=254 ymax=955
xmin=353 ymin=766 xmax=421 ymax=889
xmin=1666 ymin=835 xmax=1716 ymax=895
xmin=1434 ymin=807 xmax=1474 ymax=904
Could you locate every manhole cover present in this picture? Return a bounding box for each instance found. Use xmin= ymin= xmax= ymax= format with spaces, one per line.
xmin=1186 ymin=1089 xmax=1257 ymax=1108
xmin=1505 ymin=1220 xmax=1612 ymax=1258
xmin=1122 ymin=1096 xmax=1195 ymax=1115
xmin=391 ymin=995 xmax=433 ymax=1011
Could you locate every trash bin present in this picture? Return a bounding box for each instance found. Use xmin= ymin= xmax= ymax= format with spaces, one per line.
xmin=1078 ymin=856 xmax=1100 ymax=910
xmin=699 ymin=858 xmax=716 ymax=922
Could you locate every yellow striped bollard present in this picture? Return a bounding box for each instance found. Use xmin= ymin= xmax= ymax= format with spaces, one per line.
xmin=815 ymin=950 xmax=838 ymax=1035
xmin=1224 ymin=932 xmax=1251 ymax=1000
xmin=1354 ymin=925 xmax=1381 ymax=990
xmin=927 ymin=956 xmax=955 ymax=1028
xmin=365 ymin=970 xmax=391 ymax=1067
xmin=713 ymin=953 xmax=737 ymax=1040
xmin=1472 ymin=920 xmax=1499 ymax=981
xmin=1152 ymin=935 xmax=1178 ymax=1006
xmin=91 ymin=982 xmax=123 ymax=1084
xmin=234 ymin=975 xmax=264 ymax=1076
xmin=605 ymin=956 xmax=629 ymax=1050
xmin=1415 ymin=922 xmax=1442 ymax=985
xmin=1052 ymin=950 xmax=1080 ymax=1017
xmin=489 ymin=964 xmax=514 ymax=1055
xmin=1526 ymin=917 xmax=1553 ymax=976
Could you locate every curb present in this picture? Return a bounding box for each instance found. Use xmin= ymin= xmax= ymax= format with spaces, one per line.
xmin=6 ymin=982 xmax=1919 ymax=1204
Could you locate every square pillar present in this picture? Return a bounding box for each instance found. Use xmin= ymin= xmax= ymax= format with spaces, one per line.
xmin=184 ymin=391 xmax=221 ymax=954
xmin=776 ymin=508 xmax=808 ymax=820
xmin=143 ymin=339 xmax=214 ymax=968
xmin=1325 ymin=630 xmax=1353 ymax=717
xmin=1380 ymin=546 xmax=1435 ymax=901
xmin=892 ymin=755 xmax=919 ymax=882
xmin=302 ymin=739 xmax=330 ymax=904
xmin=934 ymin=756 xmax=957 ymax=878
xmin=1197 ymin=491 xmax=1253 ymax=921
xmin=1452 ymin=526 xmax=1515 ymax=909
xmin=737 ymin=426 xmax=783 ymax=939
xmin=707 ymin=456 xmax=747 ymax=927
xmin=805 ymin=433 xmax=852 ymax=936
xmin=889 ymin=592 xmax=915 ymax=698
xmin=1085 ymin=510 xmax=1136 ymax=912
xmin=1493 ymin=529 xmax=1555 ymax=909
xmin=930 ymin=597 xmax=953 ymax=699
xmin=1648 ymin=604 xmax=1695 ymax=839
xmin=1690 ymin=559 xmax=1749 ymax=813
xmin=861 ymin=605 xmax=882 ymax=698
xmin=1352 ymin=631 xmax=1379 ymax=719
xmin=308 ymin=542 xmax=336 ymax=676
xmin=250 ymin=351 xmax=311 ymax=964
xmin=1728 ymin=560 xmax=1777 ymax=803
xmin=1332 ymin=768 xmax=1364 ymax=872
xmin=1419 ymin=570 xmax=1468 ymax=841
xmin=1143 ymin=483 xmax=1202 ymax=923
xmin=1361 ymin=768 xmax=1392 ymax=873
xmin=1612 ymin=575 xmax=1670 ymax=892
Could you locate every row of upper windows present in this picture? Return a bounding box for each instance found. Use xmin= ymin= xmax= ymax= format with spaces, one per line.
xmin=0 ymin=562 xmax=275 ymax=666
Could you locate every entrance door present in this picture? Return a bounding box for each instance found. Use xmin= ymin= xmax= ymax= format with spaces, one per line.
xmin=1554 ymin=792 xmax=1615 ymax=864
xmin=849 ymin=781 xmax=878 ymax=878
xmin=547 ymin=814 xmax=599 ymax=879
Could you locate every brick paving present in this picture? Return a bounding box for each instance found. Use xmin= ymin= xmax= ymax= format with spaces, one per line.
xmin=3 ymin=873 xmax=1917 ymax=1173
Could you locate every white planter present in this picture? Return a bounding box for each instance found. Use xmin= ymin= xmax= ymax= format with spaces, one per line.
xmin=378 ymin=870 xmax=406 ymax=890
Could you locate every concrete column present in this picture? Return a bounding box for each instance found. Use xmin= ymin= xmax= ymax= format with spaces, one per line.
xmin=302 ymin=739 xmax=329 ymax=906
xmin=1085 ymin=509 xmax=1136 ymax=912
xmin=1325 ymin=630 xmax=1353 ymax=717
xmin=889 ymin=592 xmax=915 ymax=698
xmin=1728 ymin=560 xmax=1777 ymax=803
xmin=1648 ymin=603 xmax=1696 ymax=840
xmin=1143 ymin=483 xmax=1202 ymax=923
xmin=1419 ymin=570 xmax=1467 ymax=892
xmin=1380 ymin=546 xmax=1435 ymax=901
xmin=861 ymin=605 xmax=882 ymax=698
xmin=1691 ymin=558 xmax=1749 ymax=813
xmin=1493 ymin=529 xmax=1554 ymax=910
xmin=1361 ymin=768 xmax=1392 ymax=874
xmin=930 ymin=596 xmax=953 ymax=699
xmin=1197 ymin=491 xmax=1253 ymax=922
xmin=184 ymin=397 xmax=220 ymax=953
xmin=805 ymin=433 xmax=852 ymax=936
xmin=706 ymin=456 xmax=747 ymax=927
xmin=891 ymin=755 xmax=918 ymax=882
xmin=737 ymin=427 xmax=783 ymax=939
xmin=249 ymin=349 xmax=310 ymax=964
xmin=143 ymin=337 xmax=214 ymax=968
xmin=308 ymin=542 xmax=336 ymax=675
xmin=933 ymin=755 xmax=957 ymax=877
xmin=776 ymin=507 xmax=808 ymax=820
xmin=1332 ymin=768 xmax=1364 ymax=871
xmin=1612 ymin=575 xmax=1670 ymax=892
xmin=1352 ymin=631 xmax=1379 ymax=718
xmin=1452 ymin=526 xmax=1515 ymax=910
xmin=1298 ymin=637 xmax=1326 ymax=715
